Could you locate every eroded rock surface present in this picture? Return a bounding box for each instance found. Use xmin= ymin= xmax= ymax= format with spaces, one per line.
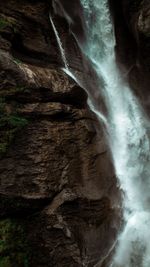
xmin=0 ymin=0 xmax=121 ymax=266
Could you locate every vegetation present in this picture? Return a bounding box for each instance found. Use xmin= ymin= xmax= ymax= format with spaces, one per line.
xmin=0 ymin=219 xmax=30 ymax=267
xmin=0 ymin=98 xmax=28 ymax=156
xmin=0 ymin=17 xmax=18 ymax=33
xmin=0 ymin=18 xmax=10 ymax=30
xmin=13 ymin=58 xmax=22 ymax=65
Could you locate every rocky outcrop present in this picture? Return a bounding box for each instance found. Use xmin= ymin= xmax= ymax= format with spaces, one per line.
xmin=109 ymin=0 xmax=150 ymax=112
xmin=0 ymin=0 xmax=121 ymax=266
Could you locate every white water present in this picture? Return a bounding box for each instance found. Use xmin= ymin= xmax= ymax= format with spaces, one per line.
xmin=63 ymin=68 xmax=107 ymax=125
xmin=79 ymin=1 xmax=150 ymax=266
xmin=49 ymin=14 xmax=69 ymax=70
xmin=50 ymin=1 xmax=150 ymax=266
xmin=50 ymin=14 xmax=107 ymax=125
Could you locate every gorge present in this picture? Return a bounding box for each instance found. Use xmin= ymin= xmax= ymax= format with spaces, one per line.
xmin=0 ymin=0 xmax=150 ymax=266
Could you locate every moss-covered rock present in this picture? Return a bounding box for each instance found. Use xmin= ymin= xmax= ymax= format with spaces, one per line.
xmin=0 ymin=218 xmax=30 ymax=267
xmin=0 ymin=18 xmax=10 ymax=30
xmin=0 ymin=98 xmax=28 ymax=157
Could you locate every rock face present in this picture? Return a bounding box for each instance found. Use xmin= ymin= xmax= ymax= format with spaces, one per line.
xmin=0 ymin=0 xmax=122 ymax=266
xmin=109 ymin=0 xmax=150 ymax=113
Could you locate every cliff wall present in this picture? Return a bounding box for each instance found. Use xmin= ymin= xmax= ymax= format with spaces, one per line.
xmin=0 ymin=1 xmax=121 ymax=266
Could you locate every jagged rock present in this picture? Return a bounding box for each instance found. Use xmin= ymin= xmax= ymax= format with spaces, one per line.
xmin=0 ymin=49 xmax=87 ymax=107
xmin=25 ymin=190 xmax=120 ymax=267
xmin=0 ymin=0 xmax=121 ymax=266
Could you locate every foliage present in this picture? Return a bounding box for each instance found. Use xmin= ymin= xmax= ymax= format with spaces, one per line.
xmin=0 ymin=17 xmax=19 ymax=34
xmin=0 ymin=98 xmax=28 ymax=156
xmin=0 ymin=18 xmax=10 ymax=29
xmin=13 ymin=58 xmax=22 ymax=65
xmin=0 ymin=115 xmax=28 ymax=128
xmin=0 ymin=219 xmax=30 ymax=267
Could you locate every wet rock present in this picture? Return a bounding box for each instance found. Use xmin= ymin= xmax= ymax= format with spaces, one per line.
xmin=109 ymin=0 xmax=150 ymax=112
xmin=0 ymin=0 xmax=121 ymax=266
xmin=25 ymin=189 xmax=121 ymax=267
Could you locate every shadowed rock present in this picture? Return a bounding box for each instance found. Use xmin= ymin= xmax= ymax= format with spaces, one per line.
xmin=0 ymin=0 xmax=122 ymax=266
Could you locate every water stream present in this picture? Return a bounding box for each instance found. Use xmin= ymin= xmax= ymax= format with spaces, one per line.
xmin=50 ymin=1 xmax=150 ymax=266
xmin=49 ymin=14 xmax=69 ymax=70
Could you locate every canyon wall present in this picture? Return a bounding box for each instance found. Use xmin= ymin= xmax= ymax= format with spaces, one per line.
xmin=0 ymin=1 xmax=121 ymax=266
xmin=0 ymin=0 xmax=149 ymax=266
xmin=109 ymin=0 xmax=150 ymax=113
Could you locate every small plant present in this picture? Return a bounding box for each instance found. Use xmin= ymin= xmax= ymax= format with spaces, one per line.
xmin=0 ymin=219 xmax=30 ymax=267
xmin=5 ymin=115 xmax=28 ymax=128
xmin=13 ymin=58 xmax=22 ymax=65
xmin=0 ymin=98 xmax=28 ymax=157
xmin=0 ymin=142 xmax=8 ymax=155
xmin=0 ymin=18 xmax=10 ymax=29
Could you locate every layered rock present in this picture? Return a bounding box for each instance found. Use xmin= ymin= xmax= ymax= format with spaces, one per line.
xmin=0 ymin=0 xmax=121 ymax=266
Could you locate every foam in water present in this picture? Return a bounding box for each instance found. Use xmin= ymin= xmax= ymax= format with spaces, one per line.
xmin=50 ymin=1 xmax=150 ymax=266
xmin=78 ymin=1 xmax=150 ymax=266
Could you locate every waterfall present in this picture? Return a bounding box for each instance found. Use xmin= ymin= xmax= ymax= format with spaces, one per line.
xmin=49 ymin=14 xmax=69 ymax=70
xmin=77 ymin=1 xmax=150 ymax=266
xmin=50 ymin=1 xmax=150 ymax=266
xmin=49 ymin=13 xmax=107 ymax=125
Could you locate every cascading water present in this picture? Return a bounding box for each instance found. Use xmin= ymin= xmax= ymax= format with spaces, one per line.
xmin=51 ymin=1 xmax=150 ymax=266
xmin=50 ymin=14 xmax=107 ymax=125
xmin=49 ymin=14 xmax=69 ymax=70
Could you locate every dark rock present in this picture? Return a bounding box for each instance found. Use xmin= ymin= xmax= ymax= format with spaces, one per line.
xmin=0 ymin=0 xmax=121 ymax=266
xmin=25 ymin=189 xmax=121 ymax=267
xmin=109 ymin=0 xmax=150 ymax=113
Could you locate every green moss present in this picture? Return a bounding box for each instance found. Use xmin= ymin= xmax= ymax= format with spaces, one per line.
xmin=0 ymin=19 xmax=10 ymax=29
xmin=0 ymin=257 xmax=12 ymax=267
xmin=0 ymin=143 xmax=8 ymax=155
xmin=0 ymin=219 xmax=30 ymax=267
xmin=0 ymin=115 xmax=28 ymax=128
xmin=13 ymin=58 xmax=22 ymax=65
xmin=0 ymin=98 xmax=28 ymax=157
xmin=0 ymin=16 xmax=18 ymax=32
